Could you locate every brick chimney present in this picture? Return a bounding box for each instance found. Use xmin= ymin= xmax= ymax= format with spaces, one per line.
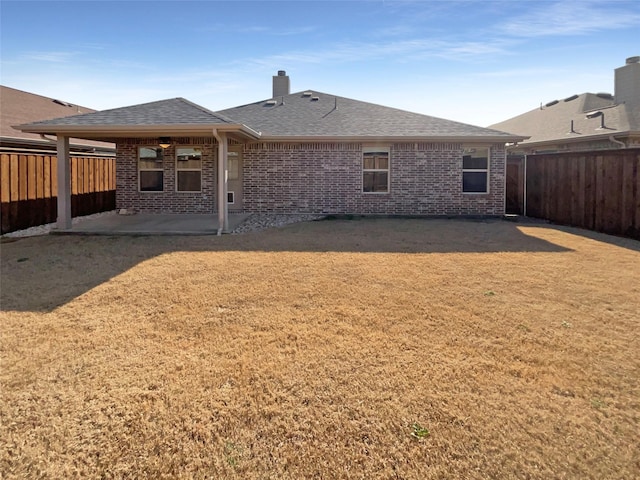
xmin=272 ymin=70 xmax=290 ymax=98
xmin=614 ymin=56 xmax=640 ymax=106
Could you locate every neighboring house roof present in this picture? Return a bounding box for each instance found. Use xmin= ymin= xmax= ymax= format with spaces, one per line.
xmin=18 ymin=91 xmax=525 ymax=144
xmin=217 ymin=90 xmax=521 ymax=142
xmin=1 ymin=85 xmax=114 ymax=152
xmin=489 ymin=93 xmax=638 ymax=147
xmin=17 ymin=97 xmax=261 ymax=141
xmin=489 ymin=57 xmax=640 ymax=152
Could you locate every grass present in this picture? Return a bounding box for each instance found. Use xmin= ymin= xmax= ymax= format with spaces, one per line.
xmin=1 ymin=218 xmax=639 ymax=479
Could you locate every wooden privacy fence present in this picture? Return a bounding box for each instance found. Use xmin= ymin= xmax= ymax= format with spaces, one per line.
xmin=521 ymin=149 xmax=640 ymax=240
xmin=0 ymin=153 xmax=116 ymax=234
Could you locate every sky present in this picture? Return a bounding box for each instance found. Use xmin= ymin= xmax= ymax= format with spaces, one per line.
xmin=1 ymin=0 xmax=639 ymax=127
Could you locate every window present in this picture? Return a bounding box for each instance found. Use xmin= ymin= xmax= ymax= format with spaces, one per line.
xmin=139 ymin=147 xmax=164 ymax=191
xmin=462 ymin=147 xmax=489 ymax=193
xmin=363 ymin=148 xmax=390 ymax=193
xmin=176 ymin=147 xmax=202 ymax=192
xmin=228 ymin=152 xmax=239 ymax=180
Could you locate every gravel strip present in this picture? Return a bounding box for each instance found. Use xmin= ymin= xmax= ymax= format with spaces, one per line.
xmin=231 ymin=214 xmax=327 ymax=234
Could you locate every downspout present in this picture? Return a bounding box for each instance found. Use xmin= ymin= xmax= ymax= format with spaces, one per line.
xmin=609 ymin=135 xmax=626 ymax=149
xmin=523 ymin=154 xmax=528 ymax=217
xmin=212 ymin=128 xmax=228 ymax=235
xmin=40 ymin=134 xmax=57 ymax=144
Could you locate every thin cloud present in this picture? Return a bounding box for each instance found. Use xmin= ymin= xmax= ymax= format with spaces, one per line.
xmin=241 ymin=37 xmax=510 ymax=70
xmin=23 ymin=51 xmax=77 ymax=63
xmin=202 ymin=24 xmax=317 ymax=36
xmin=500 ymin=1 xmax=640 ymax=37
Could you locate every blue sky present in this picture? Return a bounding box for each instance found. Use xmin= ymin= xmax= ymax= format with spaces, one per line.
xmin=1 ymin=0 xmax=638 ymax=127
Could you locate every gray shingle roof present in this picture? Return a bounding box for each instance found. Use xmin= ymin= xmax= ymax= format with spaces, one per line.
xmin=22 ymin=97 xmax=236 ymax=127
xmin=489 ymin=93 xmax=640 ymax=146
xmin=217 ymin=91 xmax=518 ymax=139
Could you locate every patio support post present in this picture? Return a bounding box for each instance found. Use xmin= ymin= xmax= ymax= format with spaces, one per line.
xmin=56 ymin=135 xmax=72 ymax=230
xmin=215 ymin=131 xmax=229 ymax=234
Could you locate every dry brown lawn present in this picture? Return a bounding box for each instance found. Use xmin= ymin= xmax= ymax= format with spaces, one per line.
xmin=1 ymin=218 xmax=639 ymax=479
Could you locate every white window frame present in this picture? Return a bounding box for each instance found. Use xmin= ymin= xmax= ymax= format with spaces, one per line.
xmin=175 ymin=146 xmax=203 ymax=193
xmin=462 ymin=147 xmax=490 ymax=194
xmin=362 ymin=146 xmax=390 ymax=194
xmin=138 ymin=146 xmax=164 ymax=192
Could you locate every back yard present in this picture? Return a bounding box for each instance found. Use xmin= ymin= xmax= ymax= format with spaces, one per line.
xmin=1 ymin=218 xmax=638 ymax=479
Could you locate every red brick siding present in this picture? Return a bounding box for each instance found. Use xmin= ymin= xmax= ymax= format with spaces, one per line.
xmin=242 ymin=142 xmax=505 ymax=215
xmin=115 ymin=138 xmax=506 ymax=215
xmin=116 ymin=138 xmax=217 ymax=214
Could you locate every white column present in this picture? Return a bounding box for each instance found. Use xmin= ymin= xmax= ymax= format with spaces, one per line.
xmin=56 ymin=135 xmax=72 ymax=230
xmin=217 ymin=132 xmax=229 ymax=232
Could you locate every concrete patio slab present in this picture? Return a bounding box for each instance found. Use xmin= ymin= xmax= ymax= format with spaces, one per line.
xmin=51 ymin=213 xmax=251 ymax=235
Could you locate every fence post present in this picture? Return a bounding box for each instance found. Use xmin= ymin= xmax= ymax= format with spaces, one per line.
xmin=57 ymin=136 xmax=72 ymax=230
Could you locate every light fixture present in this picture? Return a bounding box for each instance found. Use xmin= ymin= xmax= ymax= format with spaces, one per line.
xmin=158 ymin=137 xmax=171 ymax=149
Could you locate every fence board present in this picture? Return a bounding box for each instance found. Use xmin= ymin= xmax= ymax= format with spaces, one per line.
xmin=525 ymin=149 xmax=640 ymax=240
xmin=0 ymin=153 xmax=116 ymax=234
xmin=1 ymin=154 xmax=10 ymax=203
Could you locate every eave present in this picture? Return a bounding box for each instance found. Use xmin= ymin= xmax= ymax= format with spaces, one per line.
xmin=14 ymin=123 xmax=262 ymax=142
xmin=252 ymin=134 xmax=529 ymax=144
xmin=513 ymin=130 xmax=637 ymax=150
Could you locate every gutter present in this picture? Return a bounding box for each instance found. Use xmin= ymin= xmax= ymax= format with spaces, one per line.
xmin=608 ymin=135 xmax=626 ymax=149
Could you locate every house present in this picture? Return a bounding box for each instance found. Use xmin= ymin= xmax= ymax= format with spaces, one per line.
xmin=16 ymin=71 xmax=525 ymax=231
xmin=489 ymin=57 xmax=640 ymax=154
xmin=0 ymin=85 xmax=114 ymax=154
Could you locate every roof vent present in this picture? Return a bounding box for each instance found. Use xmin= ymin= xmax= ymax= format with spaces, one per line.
xmin=563 ymin=94 xmax=579 ymax=102
xmin=311 ymin=96 xmax=320 ymax=101
xmin=302 ymin=91 xmax=313 ymax=97
xmin=596 ymin=92 xmax=613 ymax=100
xmin=277 ymin=70 xmax=287 ymax=76
xmin=545 ymin=100 xmax=559 ymax=107
xmin=264 ymin=100 xmax=277 ymax=106
xmin=626 ymin=56 xmax=640 ymax=64
xmin=53 ymin=99 xmax=72 ymax=107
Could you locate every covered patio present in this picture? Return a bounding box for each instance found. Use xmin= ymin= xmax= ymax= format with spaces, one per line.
xmin=50 ymin=213 xmax=252 ymax=236
xmin=16 ymin=98 xmax=262 ymax=235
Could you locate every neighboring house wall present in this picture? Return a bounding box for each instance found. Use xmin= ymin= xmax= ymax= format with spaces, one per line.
xmin=115 ymin=138 xmax=506 ymax=216
xmin=116 ymin=138 xmax=217 ymax=214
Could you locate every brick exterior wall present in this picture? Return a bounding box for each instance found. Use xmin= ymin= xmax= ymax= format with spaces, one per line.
xmin=115 ymin=138 xmax=506 ymax=216
xmin=116 ymin=138 xmax=217 ymax=214
xmin=242 ymin=142 xmax=505 ymax=215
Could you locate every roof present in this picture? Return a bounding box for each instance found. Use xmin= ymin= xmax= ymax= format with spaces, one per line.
xmin=17 ymin=91 xmax=524 ymax=144
xmin=489 ymin=92 xmax=640 ymax=148
xmin=218 ymin=90 xmax=523 ymax=141
xmin=26 ymin=97 xmax=237 ymax=127
xmin=16 ymin=97 xmax=261 ymax=141
xmin=0 ymin=85 xmax=113 ymax=152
